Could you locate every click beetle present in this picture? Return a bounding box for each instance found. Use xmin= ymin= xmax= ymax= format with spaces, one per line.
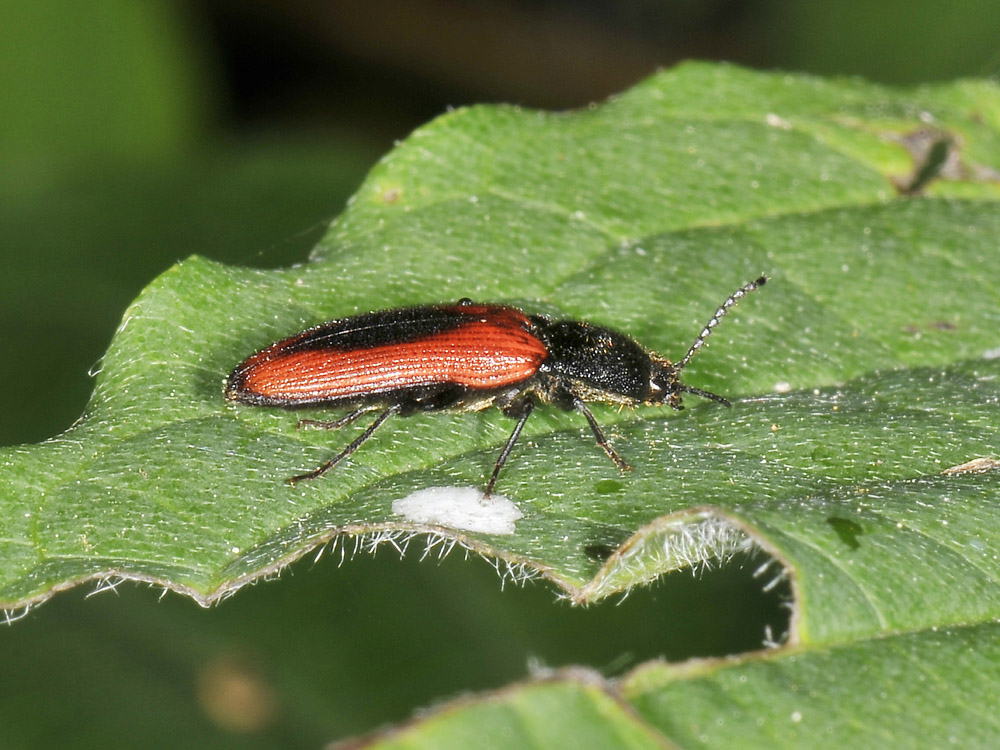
xmin=226 ymin=276 xmax=766 ymax=496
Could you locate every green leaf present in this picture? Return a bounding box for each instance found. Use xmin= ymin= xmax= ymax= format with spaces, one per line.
xmin=348 ymin=621 xmax=1000 ymax=749
xmin=343 ymin=672 xmax=672 ymax=750
xmin=3 ymin=60 xmax=999 ymax=667
xmin=624 ymin=621 xmax=1000 ymax=748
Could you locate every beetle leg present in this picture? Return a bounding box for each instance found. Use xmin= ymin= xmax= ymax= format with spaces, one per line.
xmin=572 ymin=397 xmax=633 ymax=472
xmin=288 ymin=404 xmax=401 ymax=485
xmin=296 ymin=407 xmax=369 ymax=431
xmin=484 ymin=396 xmax=536 ymax=498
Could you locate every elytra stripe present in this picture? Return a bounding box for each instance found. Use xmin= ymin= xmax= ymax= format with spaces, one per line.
xmin=239 ymin=320 xmax=547 ymax=401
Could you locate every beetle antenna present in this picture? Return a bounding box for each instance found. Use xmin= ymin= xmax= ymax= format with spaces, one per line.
xmin=674 ymin=276 xmax=767 ymax=374
xmin=676 ymin=384 xmax=732 ymax=407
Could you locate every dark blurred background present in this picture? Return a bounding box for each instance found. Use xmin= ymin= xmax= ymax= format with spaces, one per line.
xmin=1 ymin=1 xmax=998 ymax=747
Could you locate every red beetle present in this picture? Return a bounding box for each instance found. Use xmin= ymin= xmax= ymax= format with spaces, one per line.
xmin=226 ymin=276 xmax=766 ymax=496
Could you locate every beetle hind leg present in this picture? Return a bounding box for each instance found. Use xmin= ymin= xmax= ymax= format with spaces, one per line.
xmin=289 ymin=404 xmax=401 ymax=485
xmin=296 ymin=407 xmax=369 ymax=431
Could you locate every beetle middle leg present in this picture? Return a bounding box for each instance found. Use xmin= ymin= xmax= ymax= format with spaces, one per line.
xmin=484 ymin=395 xmax=536 ymax=498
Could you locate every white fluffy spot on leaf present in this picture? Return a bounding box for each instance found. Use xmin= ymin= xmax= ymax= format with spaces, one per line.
xmin=392 ymin=486 xmax=523 ymax=535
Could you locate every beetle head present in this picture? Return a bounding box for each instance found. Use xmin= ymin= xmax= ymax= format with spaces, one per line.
xmin=646 ymin=356 xmax=731 ymax=410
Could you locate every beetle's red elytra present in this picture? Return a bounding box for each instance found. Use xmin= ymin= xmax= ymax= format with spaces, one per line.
xmin=231 ymin=305 xmax=547 ymax=404
xmin=226 ymin=276 xmax=767 ymax=497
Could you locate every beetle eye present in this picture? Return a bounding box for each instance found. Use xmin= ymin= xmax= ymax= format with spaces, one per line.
xmin=648 ymin=375 xmax=671 ymax=403
xmin=647 ymin=367 xmax=677 ymax=402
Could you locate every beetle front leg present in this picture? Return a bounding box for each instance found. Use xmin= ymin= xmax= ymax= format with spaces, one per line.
xmin=572 ymin=397 xmax=633 ymax=472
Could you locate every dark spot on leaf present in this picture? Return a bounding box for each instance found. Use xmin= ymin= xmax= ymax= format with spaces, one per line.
xmin=584 ymin=543 xmax=617 ymax=561
xmin=888 ymin=126 xmax=1000 ymax=195
xmin=889 ymin=128 xmax=955 ymax=195
xmin=379 ymin=186 xmax=402 ymax=204
xmin=903 ymin=319 xmax=959 ymax=336
xmin=582 ymin=523 xmax=632 ymax=561
xmin=827 ymin=516 xmax=864 ymax=550
xmin=594 ymin=479 xmax=625 ymax=495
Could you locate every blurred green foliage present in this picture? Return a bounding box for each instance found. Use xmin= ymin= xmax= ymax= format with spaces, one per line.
xmin=0 ymin=0 xmax=209 ymax=172
xmin=0 ymin=0 xmax=377 ymax=446
xmin=757 ymin=0 xmax=1000 ymax=82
